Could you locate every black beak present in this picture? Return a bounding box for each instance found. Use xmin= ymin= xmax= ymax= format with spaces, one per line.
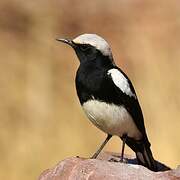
xmin=56 ymin=38 xmax=75 ymax=48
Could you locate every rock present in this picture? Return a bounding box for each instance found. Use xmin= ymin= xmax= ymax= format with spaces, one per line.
xmin=39 ymin=152 xmax=180 ymax=180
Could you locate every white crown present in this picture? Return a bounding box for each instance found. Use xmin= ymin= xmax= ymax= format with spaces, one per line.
xmin=73 ymin=34 xmax=112 ymax=58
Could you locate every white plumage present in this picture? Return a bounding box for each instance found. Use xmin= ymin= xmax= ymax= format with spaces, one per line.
xmin=73 ymin=34 xmax=112 ymax=58
xmin=82 ymin=100 xmax=142 ymax=140
xmin=108 ymin=69 xmax=136 ymax=98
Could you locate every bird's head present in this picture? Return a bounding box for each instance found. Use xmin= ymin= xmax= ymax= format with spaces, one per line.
xmin=57 ymin=34 xmax=114 ymax=63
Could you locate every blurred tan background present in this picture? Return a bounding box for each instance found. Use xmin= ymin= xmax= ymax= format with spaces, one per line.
xmin=0 ymin=0 xmax=180 ymax=179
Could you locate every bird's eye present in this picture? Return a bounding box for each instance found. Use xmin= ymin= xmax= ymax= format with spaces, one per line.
xmin=80 ymin=45 xmax=90 ymax=51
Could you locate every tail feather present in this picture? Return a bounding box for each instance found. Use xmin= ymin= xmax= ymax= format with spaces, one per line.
xmin=136 ymin=143 xmax=157 ymax=171
xmin=124 ymin=137 xmax=157 ymax=172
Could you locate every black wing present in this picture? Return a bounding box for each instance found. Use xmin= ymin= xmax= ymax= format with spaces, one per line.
xmin=104 ymin=67 xmax=148 ymax=139
xmin=76 ymin=65 xmax=148 ymax=140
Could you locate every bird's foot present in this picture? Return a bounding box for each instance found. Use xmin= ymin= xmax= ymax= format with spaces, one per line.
xmin=119 ymin=157 xmax=128 ymax=163
xmin=90 ymin=155 xmax=97 ymax=159
xmin=109 ymin=158 xmax=120 ymax=162
xmin=109 ymin=157 xmax=128 ymax=163
xmin=90 ymin=152 xmax=99 ymax=159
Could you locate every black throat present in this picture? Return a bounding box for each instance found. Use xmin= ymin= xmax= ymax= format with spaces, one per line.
xmin=80 ymin=51 xmax=114 ymax=69
xmin=75 ymin=53 xmax=115 ymax=104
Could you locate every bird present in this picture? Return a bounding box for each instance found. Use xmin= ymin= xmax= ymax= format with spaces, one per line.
xmin=57 ymin=33 xmax=157 ymax=171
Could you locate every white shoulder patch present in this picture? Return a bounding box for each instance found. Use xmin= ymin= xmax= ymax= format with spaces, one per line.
xmin=73 ymin=34 xmax=112 ymax=58
xmin=107 ymin=69 xmax=136 ymax=98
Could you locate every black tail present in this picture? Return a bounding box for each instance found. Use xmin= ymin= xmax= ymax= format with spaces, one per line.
xmin=136 ymin=143 xmax=157 ymax=171
xmin=124 ymin=137 xmax=157 ymax=171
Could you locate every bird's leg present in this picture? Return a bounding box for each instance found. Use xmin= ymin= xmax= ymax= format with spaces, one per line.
xmin=120 ymin=134 xmax=127 ymax=162
xmin=91 ymin=134 xmax=112 ymax=159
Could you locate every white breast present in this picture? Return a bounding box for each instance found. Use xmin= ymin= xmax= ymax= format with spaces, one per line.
xmin=82 ymin=100 xmax=142 ymax=140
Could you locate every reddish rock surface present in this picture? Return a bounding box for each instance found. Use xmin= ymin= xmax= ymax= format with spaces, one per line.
xmin=39 ymin=152 xmax=180 ymax=180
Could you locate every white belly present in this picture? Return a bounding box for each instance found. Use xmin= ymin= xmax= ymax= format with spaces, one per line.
xmin=82 ymin=100 xmax=142 ymax=140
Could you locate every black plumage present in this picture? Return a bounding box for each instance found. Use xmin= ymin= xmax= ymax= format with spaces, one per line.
xmin=57 ymin=34 xmax=157 ymax=171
